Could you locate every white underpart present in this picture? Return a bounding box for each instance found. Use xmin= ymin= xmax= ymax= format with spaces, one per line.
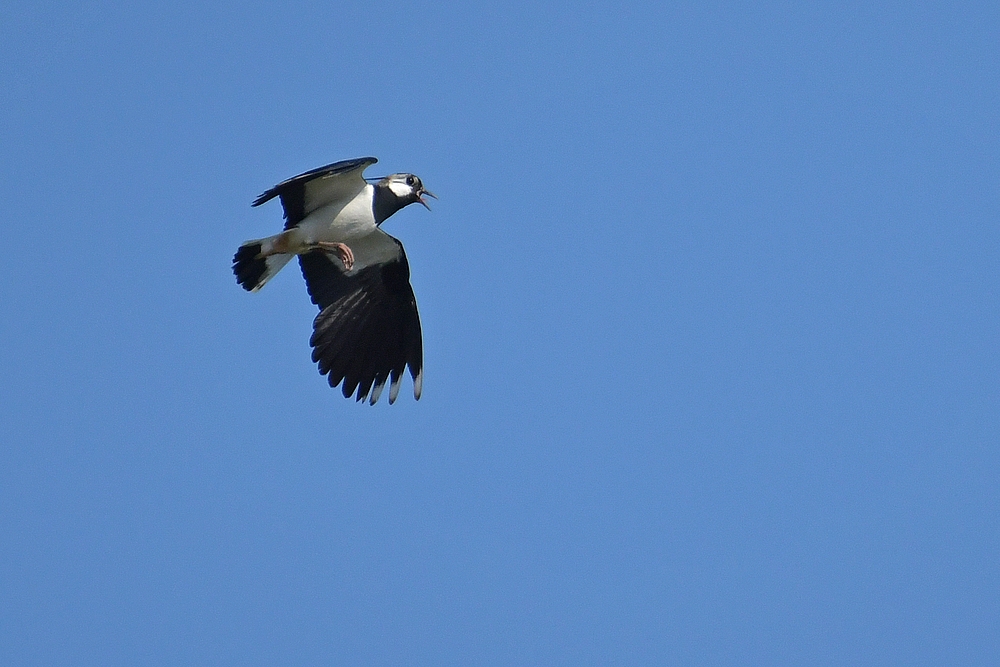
xmin=343 ymin=228 xmax=404 ymax=272
xmin=297 ymin=183 xmax=378 ymax=245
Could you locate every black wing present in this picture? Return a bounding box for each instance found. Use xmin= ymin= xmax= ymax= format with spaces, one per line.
xmin=299 ymin=232 xmax=423 ymax=405
xmin=251 ymin=157 xmax=378 ymax=229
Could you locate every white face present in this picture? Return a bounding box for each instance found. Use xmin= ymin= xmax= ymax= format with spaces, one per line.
xmin=386 ymin=173 xmax=422 ymax=198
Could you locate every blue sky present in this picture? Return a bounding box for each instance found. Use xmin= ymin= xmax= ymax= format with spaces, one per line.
xmin=2 ymin=1 xmax=998 ymax=664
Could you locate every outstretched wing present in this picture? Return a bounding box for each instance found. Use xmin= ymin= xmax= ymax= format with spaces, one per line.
xmin=298 ymin=229 xmax=423 ymax=405
xmin=252 ymin=157 xmax=378 ymax=229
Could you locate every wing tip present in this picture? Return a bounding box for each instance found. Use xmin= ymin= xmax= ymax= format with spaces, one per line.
xmin=251 ymin=190 xmax=274 ymax=207
xmin=369 ymin=377 xmax=387 ymax=406
xmin=412 ymin=368 xmax=423 ymax=401
xmin=319 ymin=368 xmax=418 ymax=406
xmin=388 ymin=371 xmax=402 ymax=404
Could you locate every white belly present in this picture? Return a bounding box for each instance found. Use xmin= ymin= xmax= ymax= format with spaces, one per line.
xmin=298 ymin=184 xmax=377 ymax=244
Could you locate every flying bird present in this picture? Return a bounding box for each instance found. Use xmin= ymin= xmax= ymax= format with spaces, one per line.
xmin=233 ymin=157 xmax=434 ymax=405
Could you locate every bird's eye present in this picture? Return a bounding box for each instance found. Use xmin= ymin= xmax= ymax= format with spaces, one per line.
xmin=405 ymin=176 xmax=415 ymax=187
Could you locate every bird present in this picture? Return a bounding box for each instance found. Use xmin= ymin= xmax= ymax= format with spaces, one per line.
xmin=233 ymin=157 xmax=435 ymax=405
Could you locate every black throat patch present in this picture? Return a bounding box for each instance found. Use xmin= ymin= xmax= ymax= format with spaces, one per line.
xmin=373 ymin=182 xmax=412 ymax=225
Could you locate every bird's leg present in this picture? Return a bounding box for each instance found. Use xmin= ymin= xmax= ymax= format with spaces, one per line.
xmin=252 ymin=231 xmax=354 ymax=271
xmin=249 ymin=230 xmax=354 ymax=270
xmin=254 ymin=230 xmax=297 ymax=257
xmin=311 ymin=241 xmax=355 ymax=271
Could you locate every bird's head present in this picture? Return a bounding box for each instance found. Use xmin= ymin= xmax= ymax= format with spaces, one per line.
xmin=382 ymin=173 xmax=437 ymax=210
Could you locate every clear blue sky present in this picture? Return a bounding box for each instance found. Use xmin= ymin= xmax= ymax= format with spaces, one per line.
xmin=2 ymin=1 xmax=998 ymax=664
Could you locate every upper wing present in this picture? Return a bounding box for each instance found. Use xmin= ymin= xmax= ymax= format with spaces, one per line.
xmin=299 ymin=229 xmax=423 ymax=405
xmin=251 ymin=157 xmax=378 ymax=229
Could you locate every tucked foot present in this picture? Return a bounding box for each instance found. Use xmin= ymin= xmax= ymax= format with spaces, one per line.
xmin=313 ymin=241 xmax=355 ymax=271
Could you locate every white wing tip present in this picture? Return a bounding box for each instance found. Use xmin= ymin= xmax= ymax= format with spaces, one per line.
xmin=412 ymin=369 xmax=423 ymax=400
xmin=383 ymin=368 xmax=421 ymax=405
xmin=369 ymin=378 xmax=387 ymax=406
xmin=388 ymin=374 xmax=401 ymax=404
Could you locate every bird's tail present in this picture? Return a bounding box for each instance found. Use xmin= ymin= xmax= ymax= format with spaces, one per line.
xmin=233 ymin=239 xmax=293 ymax=292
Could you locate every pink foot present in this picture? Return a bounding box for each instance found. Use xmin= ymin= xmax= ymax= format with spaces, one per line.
xmin=315 ymin=242 xmax=354 ymax=271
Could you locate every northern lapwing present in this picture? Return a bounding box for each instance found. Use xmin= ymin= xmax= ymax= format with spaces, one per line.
xmin=233 ymin=157 xmax=434 ymax=405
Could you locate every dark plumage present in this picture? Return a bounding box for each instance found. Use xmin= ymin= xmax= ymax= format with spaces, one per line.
xmin=300 ymin=250 xmax=422 ymax=403
xmin=232 ymin=242 xmax=265 ymax=291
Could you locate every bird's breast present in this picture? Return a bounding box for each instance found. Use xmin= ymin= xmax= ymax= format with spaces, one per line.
xmin=300 ymin=186 xmax=377 ymax=244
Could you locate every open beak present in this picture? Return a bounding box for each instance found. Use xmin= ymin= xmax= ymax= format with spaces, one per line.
xmin=417 ymin=189 xmax=437 ymax=210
